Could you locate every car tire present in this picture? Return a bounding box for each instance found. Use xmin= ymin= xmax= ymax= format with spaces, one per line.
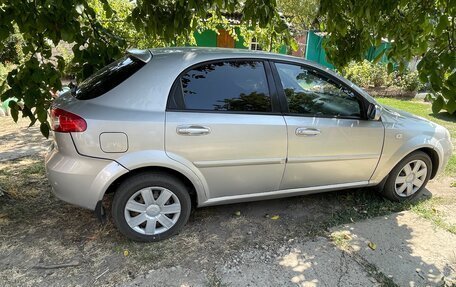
xmin=112 ymin=172 xmax=191 ymax=242
xmin=381 ymin=151 xmax=432 ymax=202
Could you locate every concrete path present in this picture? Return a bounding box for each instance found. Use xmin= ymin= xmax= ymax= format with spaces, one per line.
xmin=331 ymin=212 xmax=456 ymax=286
xmin=125 ymin=237 xmax=379 ymax=287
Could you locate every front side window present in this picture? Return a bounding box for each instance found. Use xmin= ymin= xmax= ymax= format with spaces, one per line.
xmin=179 ymin=60 xmax=271 ymax=112
xmin=275 ymin=63 xmax=362 ymax=118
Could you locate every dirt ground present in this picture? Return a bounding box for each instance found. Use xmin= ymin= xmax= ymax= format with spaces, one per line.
xmin=0 ymin=116 xmax=455 ymax=286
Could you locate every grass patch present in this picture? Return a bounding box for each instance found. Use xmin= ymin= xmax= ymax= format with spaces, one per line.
xmin=323 ymin=188 xmax=456 ymax=237
xmin=410 ymin=197 xmax=456 ymax=235
xmin=330 ymin=230 xmax=353 ymax=249
xmin=287 ymin=189 xmax=418 ymax=239
xmin=0 ymin=156 xmax=47 ymax=199
xmin=325 ymin=189 xmax=412 ymax=227
xmin=376 ymin=98 xmax=456 ymax=177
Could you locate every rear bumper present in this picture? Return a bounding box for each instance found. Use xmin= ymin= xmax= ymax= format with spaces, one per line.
xmin=45 ymin=133 xmax=128 ymax=210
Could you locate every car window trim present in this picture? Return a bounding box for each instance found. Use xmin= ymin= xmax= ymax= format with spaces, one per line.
xmin=166 ymin=58 xmax=281 ymax=114
xmin=270 ymin=60 xmax=371 ymax=120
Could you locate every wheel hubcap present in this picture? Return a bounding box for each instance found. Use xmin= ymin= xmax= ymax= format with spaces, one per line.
xmin=146 ymin=204 xmax=161 ymax=217
xmin=394 ymin=159 xmax=427 ymax=197
xmin=124 ymin=187 xmax=181 ymax=235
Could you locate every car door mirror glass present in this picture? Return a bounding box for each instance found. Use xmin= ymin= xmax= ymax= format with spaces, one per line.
xmin=367 ymin=103 xmax=382 ymax=121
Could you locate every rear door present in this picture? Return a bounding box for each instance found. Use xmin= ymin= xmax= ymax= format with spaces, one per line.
xmin=272 ymin=62 xmax=384 ymax=190
xmin=165 ymin=59 xmax=287 ymax=199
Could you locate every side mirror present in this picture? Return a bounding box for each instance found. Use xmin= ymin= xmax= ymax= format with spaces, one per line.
xmin=367 ymin=103 xmax=382 ymax=121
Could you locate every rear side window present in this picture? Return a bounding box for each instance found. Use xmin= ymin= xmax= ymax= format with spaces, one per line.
xmin=177 ymin=60 xmax=271 ymax=112
xmin=74 ymin=56 xmax=146 ymax=100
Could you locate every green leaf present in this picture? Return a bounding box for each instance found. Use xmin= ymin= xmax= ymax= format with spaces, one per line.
xmin=387 ymin=62 xmax=393 ymax=73
xmin=40 ymin=122 xmax=50 ymax=138
xmin=436 ymin=15 xmax=449 ymax=35
xmin=445 ymin=99 xmax=456 ymax=115
xmin=441 ymin=88 xmax=452 ymax=100
xmin=9 ymin=104 xmax=18 ymax=122
xmin=432 ymin=95 xmax=445 ymax=114
xmin=368 ymin=241 xmax=377 ymax=250
xmin=37 ymin=108 xmax=47 ymax=123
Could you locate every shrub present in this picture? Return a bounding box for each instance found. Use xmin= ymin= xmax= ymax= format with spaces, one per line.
xmin=343 ymin=60 xmax=424 ymax=93
xmin=0 ymin=32 xmax=24 ymax=63
xmin=343 ymin=60 xmax=391 ymax=88
xmin=391 ymin=71 xmax=423 ymax=92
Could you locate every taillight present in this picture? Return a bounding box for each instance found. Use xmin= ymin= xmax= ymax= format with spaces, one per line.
xmin=50 ymin=108 xmax=87 ymax=132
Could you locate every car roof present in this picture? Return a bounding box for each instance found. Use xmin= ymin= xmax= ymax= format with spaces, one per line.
xmin=147 ymin=46 xmax=322 ymax=67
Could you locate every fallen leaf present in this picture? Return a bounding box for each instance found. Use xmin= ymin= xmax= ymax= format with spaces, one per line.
xmin=343 ymin=234 xmax=352 ymax=240
xmin=123 ymin=250 xmax=129 ymax=256
xmin=270 ymin=215 xmax=280 ymax=220
xmin=233 ymin=211 xmax=241 ymax=216
xmin=368 ymin=242 xmax=377 ymax=250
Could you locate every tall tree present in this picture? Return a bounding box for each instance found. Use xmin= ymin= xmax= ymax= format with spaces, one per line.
xmin=0 ymin=0 xmax=290 ymax=137
xmin=278 ymin=0 xmax=320 ymax=34
xmin=319 ymin=0 xmax=456 ymax=114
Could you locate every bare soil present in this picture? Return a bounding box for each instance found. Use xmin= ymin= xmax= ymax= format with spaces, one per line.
xmin=364 ymin=87 xmax=416 ymax=98
xmin=0 ymin=117 xmax=51 ymax=162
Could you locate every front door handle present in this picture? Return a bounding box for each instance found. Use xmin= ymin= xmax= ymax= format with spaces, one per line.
xmin=296 ymin=127 xmax=321 ymax=136
xmin=177 ymin=125 xmax=211 ymax=136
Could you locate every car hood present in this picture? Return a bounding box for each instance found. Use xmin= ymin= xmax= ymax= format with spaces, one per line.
xmin=379 ymin=103 xmax=438 ymax=128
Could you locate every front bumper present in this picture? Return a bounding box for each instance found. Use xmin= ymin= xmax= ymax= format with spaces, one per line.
xmin=45 ymin=133 xmax=128 ymax=210
xmin=436 ymin=137 xmax=453 ymax=176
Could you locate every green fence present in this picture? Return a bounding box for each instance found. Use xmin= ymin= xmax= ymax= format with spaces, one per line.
xmin=305 ymin=31 xmax=390 ymax=69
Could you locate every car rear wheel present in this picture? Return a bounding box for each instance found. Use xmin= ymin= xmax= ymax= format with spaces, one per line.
xmin=381 ymin=151 xmax=432 ymax=201
xmin=112 ymin=172 xmax=191 ymax=242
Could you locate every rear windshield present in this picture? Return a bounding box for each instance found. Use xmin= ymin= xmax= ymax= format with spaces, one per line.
xmin=74 ymin=56 xmax=146 ymax=100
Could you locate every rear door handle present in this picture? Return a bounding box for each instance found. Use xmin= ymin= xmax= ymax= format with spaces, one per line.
xmin=296 ymin=128 xmax=321 ymax=136
xmin=176 ymin=125 xmax=211 ymax=136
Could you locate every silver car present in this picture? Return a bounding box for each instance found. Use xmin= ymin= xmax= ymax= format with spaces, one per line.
xmin=45 ymin=48 xmax=453 ymax=242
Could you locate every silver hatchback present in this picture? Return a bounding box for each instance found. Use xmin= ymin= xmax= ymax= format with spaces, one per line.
xmin=46 ymin=48 xmax=453 ymax=241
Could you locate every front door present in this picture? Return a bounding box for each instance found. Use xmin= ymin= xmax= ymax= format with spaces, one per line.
xmin=272 ymin=62 xmax=384 ymax=190
xmin=166 ymin=60 xmax=287 ymax=199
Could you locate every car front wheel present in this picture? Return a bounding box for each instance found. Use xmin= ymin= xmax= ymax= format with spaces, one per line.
xmin=381 ymin=151 xmax=432 ymax=201
xmin=112 ymin=172 xmax=191 ymax=242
